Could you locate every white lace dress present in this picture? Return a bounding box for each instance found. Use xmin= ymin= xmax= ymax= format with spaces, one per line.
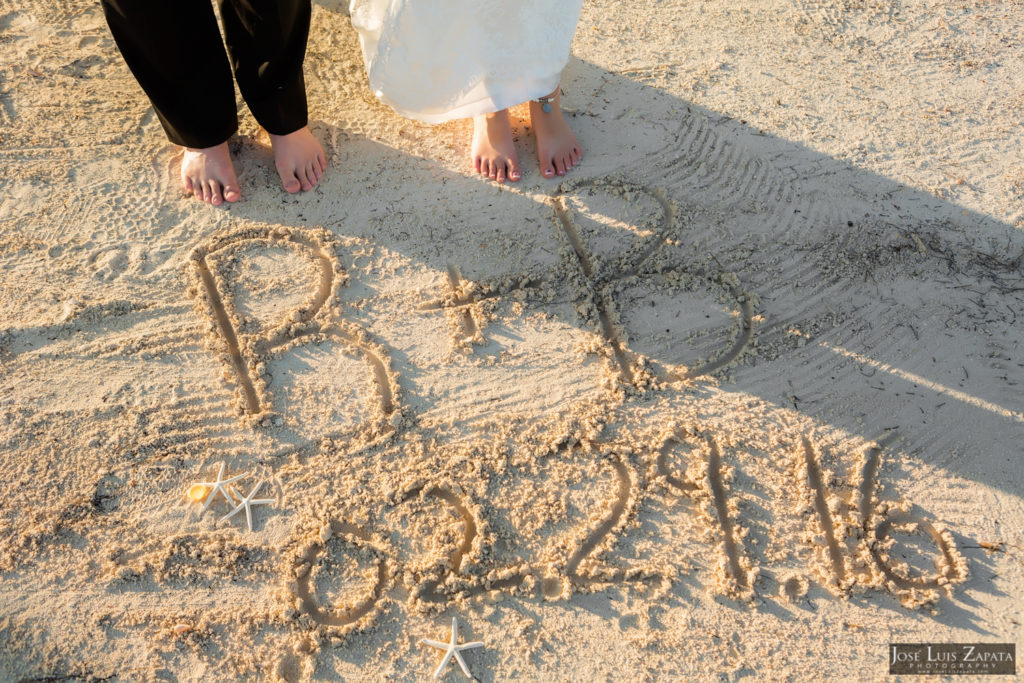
xmin=349 ymin=0 xmax=584 ymax=123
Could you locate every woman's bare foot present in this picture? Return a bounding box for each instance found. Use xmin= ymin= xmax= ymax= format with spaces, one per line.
xmin=181 ymin=143 xmax=241 ymax=206
xmin=472 ymin=110 xmax=521 ymax=183
xmin=530 ymin=89 xmax=581 ymax=179
xmin=269 ymin=127 xmax=327 ymax=193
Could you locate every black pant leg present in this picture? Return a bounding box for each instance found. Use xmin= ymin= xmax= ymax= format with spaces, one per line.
xmin=101 ymin=0 xmax=238 ymax=148
xmin=218 ymin=0 xmax=311 ymax=136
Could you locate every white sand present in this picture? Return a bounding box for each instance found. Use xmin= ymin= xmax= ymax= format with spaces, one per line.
xmin=1 ymin=0 xmax=1022 ymax=679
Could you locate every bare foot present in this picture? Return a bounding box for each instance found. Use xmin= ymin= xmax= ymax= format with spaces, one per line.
xmin=181 ymin=143 xmax=241 ymax=206
xmin=472 ymin=110 xmax=521 ymax=183
xmin=530 ymin=89 xmax=581 ymax=179
xmin=269 ymin=127 xmax=327 ymax=194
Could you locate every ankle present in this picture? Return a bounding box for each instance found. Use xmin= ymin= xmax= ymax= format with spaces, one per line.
xmin=530 ymin=97 xmax=564 ymax=118
xmin=478 ymin=110 xmax=509 ymax=124
xmin=185 ymin=142 xmax=226 ymax=154
xmin=268 ymin=126 xmax=312 ymax=143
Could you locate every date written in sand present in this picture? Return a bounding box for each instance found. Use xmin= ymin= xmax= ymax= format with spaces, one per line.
xmin=285 ymin=430 xmax=967 ymax=634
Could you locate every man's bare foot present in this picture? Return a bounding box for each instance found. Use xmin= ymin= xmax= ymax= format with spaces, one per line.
xmin=530 ymin=89 xmax=581 ymax=179
xmin=269 ymin=127 xmax=327 ymax=194
xmin=181 ymin=143 xmax=241 ymax=206
xmin=472 ymin=110 xmax=521 ymax=183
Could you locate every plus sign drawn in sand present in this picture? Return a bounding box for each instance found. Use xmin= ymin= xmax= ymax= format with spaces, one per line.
xmin=187 ymin=225 xmax=399 ymax=432
xmin=420 ymin=264 xmax=488 ymax=348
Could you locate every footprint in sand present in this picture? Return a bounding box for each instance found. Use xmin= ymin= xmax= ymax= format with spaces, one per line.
xmin=89 ymin=245 xmax=129 ymax=282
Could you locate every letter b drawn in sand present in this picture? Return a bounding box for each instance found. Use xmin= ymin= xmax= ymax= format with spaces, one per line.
xmin=552 ymin=178 xmax=755 ymax=386
xmin=189 ymin=225 xmax=398 ymax=425
xmin=419 ymin=178 xmax=755 ymax=384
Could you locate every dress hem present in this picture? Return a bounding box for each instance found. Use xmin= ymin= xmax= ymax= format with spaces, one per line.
xmin=374 ymin=71 xmax=564 ymax=125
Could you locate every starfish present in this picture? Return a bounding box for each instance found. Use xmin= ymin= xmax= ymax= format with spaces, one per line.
xmin=192 ymin=461 xmax=247 ymax=514
xmin=220 ymin=480 xmax=275 ymax=532
xmin=420 ymin=617 xmax=484 ymax=680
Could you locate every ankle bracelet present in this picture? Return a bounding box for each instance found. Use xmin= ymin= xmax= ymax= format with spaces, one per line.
xmin=534 ymin=95 xmax=555 ymax=113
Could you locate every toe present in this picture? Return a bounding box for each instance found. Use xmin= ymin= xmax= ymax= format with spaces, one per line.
xmin=508 ymin=160 xmax=521 ymax=182
xmin=543 ymin=163 xmax=555 ymax=178
xmin=554 ymin=157 xmax=566 ymax=176
xmin=282 ymin=170 xmax=301 ymax=194
xmin=496 ymin=161 xmax=506 ymax=183
xmin=474 ymin=156 xmax=483 ymax=174
xmin=223 ymin=182 xmax=241 ymax=203
xmin=208 ymin=180 xmax=223 ymax=206
xmin=183 ymin=175 xmax=195 ymax=196
xmin=299 ymin=166 xmax=313 ymax=192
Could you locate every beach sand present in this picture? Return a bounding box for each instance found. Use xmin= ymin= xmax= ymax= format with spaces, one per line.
xmin=1 ymin=0 xmax=1022 ymax=679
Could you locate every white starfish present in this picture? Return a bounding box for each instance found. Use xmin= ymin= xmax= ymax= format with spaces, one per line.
xmin=220 ymin=480 xmax=275 ymax=532
xmin=420 ymin=617 xmax=484 ymax=680
xmin=194 ymin=461 xmax=247 ymax=514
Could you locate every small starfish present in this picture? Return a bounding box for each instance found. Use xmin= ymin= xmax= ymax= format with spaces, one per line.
xmin=420 ymin=617 xmax=484 ymax=680
xmin=193 ymin=462 xmax=247 ymax=514
xmin=220 ymin=480 xmax=275 ymax=532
